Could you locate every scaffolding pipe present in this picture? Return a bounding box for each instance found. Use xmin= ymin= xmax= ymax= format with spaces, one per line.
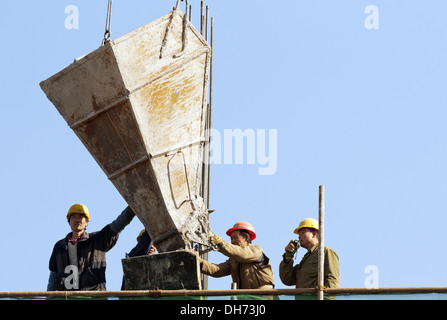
xmin=200 ymin=1 xmax=204 ymax=36
xmin=318 ymin=185 xmax=325 ymax=300
xmin=2 ymin=287 xmax=447 ymax=299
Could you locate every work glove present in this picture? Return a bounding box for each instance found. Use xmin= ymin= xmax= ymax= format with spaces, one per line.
xmin=210 ymin=234 xmax=224 ymax=246
xmin=285 ymin=240 xmax=298 ymax=258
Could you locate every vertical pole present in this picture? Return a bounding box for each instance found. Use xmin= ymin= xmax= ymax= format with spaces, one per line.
xmin=231 ymin=282 xmax=237 ymax=300
xmin=200 ymin=1 xmax=204 ymax=36
xmin=206 ymin=16 xmax=213 ymax=204
xmin=205 ymin=6 xmax=209 ymax=41
xmin=318 ymin=185 xmax=325 ymax=300
xmin=199 ymin=2 xmax=213 ymax=292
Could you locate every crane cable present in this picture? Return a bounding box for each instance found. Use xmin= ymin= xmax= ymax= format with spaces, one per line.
xmin=102 ymin=0 xmax=190 ymax=47
xmin=102 ymin=0 xmax=113 ymax=45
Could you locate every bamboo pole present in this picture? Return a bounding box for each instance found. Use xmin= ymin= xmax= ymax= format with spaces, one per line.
xmin=318 ymin=185 xmax=325 ymax=300
xmin=0 ymin=288 xmax=316 ymax=299
xmin=1 ymin=287 xmax=447 ymax=299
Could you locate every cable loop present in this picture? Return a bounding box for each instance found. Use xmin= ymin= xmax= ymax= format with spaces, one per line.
xmin=102 ymin=0 xmax=113 ymax=45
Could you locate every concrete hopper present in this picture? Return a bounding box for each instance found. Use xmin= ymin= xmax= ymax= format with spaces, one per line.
xmin=40 ymin=8 xmax=213 ymax=252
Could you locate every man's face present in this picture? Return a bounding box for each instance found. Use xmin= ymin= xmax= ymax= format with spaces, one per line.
xmin=298 ymin=228 xmax=316 ymax=249
xmin=148 ymin=244 xmax=157 ymax=255
xmin=230 ymin=231 xmax=249 ymax=247
xmin=69 ymin=213 xmax=88 ymax=233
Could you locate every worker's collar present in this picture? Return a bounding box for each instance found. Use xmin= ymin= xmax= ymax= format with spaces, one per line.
xmin=67 ymin=231 xmax=89 ymax=244
xmin=310 ymin=242 xmax=320 ymax=253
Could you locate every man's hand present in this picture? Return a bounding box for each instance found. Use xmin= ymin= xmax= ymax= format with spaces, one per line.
xmin=284 ymin=240 xmax=298 ymax=261
xmin=210 ymin=234 xmax=224 ymax=246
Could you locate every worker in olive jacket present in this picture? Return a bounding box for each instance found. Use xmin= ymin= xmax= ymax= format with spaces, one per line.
xmin=199 ymin=221 xmax=274 ymax=290
xmin=47 ymin=204 xmax=135 ymax=291
xmin=279 ymin=218 xmax=340 ymax=289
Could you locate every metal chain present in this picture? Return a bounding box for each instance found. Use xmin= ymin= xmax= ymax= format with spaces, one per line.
xmin=102 ymin=0 xmax=113 ymax=45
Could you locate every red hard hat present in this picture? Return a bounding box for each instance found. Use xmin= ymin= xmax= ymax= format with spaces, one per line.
xmin=226 ymin=221 xmax=256 ymax=241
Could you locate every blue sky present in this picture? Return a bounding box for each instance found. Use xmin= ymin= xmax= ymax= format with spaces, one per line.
xmin=1 ymin=0 xmax=447 ymax=292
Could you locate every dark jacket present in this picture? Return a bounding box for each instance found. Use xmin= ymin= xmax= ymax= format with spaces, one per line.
xmin=48 ymin=206 xmax=135 ymax=291
xmin=49 ymin=224 xmax=118 ymax=291
xmin=120 ymin=230 xmax=152 ymax=290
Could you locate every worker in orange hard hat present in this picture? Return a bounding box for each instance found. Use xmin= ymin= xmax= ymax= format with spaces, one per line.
xmin=47 ymin=204 xmax=136 ymax=291
xmin=279 ymin=218 xmax=340 ymax=290
xmin=198 ymin=221 xmax=274 ymax=290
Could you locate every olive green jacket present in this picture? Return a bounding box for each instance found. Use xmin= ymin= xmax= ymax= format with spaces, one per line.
xmin=279 ymin=243 xmax=340 ymax=288
xmin=200 ymin=242 xmax=275 ymax=289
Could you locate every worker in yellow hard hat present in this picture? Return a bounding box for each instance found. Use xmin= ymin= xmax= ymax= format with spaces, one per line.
xmin=47 ymin=203 xmax=136 ymax=291
xmin=279 ymin=218 xmax=340 ymax=290
xmin=198 ymin=221 xmax=274 ymax=289
xmin=121 ymin=229 xmax=157 ymax=290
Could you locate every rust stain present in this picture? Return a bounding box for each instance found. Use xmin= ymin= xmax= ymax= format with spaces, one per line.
xmin=142 ymin=65 xmax=200 ymax=124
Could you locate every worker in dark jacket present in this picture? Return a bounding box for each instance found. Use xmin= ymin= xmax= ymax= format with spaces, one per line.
xmin=120 ymin=229 xmax=156 ymax=290
xmin=47 ymin=204 xmax=135 ymax=291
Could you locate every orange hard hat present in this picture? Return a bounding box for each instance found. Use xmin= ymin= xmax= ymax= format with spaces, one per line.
xmin=226 ymin=221 xmax=256 ymax=241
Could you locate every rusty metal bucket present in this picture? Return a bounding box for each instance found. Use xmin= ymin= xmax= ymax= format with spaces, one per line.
xmin=40 ymin=9 xmax=213 ymax=252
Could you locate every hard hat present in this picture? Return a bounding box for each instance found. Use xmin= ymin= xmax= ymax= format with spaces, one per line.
xmin=136 ymin=229 xmax=146 ymax=242
xmin=294 ymin=218 xmax=319 ymax=234
xmin=67 ymin=204 xmax=90 ymax=221
xmin=226 ymin=221 xmax=256 ymax=241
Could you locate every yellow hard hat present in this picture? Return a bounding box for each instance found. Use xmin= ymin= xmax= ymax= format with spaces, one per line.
xmin=67 ymin=204 xmax=90 ymax=221
xmin=137 ymin=229 xmax=146 ymax=242
xmin=294 ymin=218 xmax=319 ymax=234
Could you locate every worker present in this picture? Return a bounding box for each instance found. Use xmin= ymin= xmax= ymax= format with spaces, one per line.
xmin=47 ymin=204 xmax=136 ymax=291
xmin=279 ymin=218 xmax=340 ymax=289
xmin=128 ymin=229 xmax=157 ymax=257
xmin=121 ymin=229 xmax=157 ymax=290
xmin=199 ymin=221 xmax=274 ymax=289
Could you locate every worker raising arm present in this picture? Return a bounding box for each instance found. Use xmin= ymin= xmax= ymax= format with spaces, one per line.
xmin=47 ymin=204 xmax=135 ymax=291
